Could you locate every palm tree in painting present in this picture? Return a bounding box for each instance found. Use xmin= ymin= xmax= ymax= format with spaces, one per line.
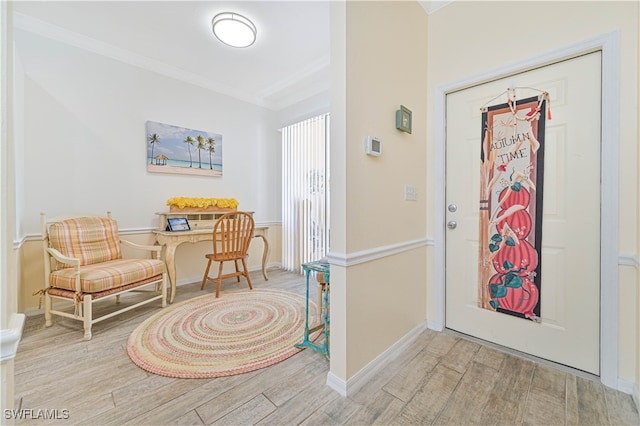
xmin=196 ymin=135 xmax=206 ymax=169
xmin=206 ymin=137 xmax=216 ymax=169
xmin=147 ymin=133 xmax=160 ymax=164
xmin=183 ymin=136 xmax=195 ymax=167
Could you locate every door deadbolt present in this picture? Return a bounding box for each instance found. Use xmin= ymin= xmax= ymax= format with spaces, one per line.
xmin=448 ymin=204 xmax=458 ymax=213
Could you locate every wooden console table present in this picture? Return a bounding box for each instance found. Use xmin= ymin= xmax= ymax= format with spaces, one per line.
xmin=153 ymin=211 xmax=269 ymax=303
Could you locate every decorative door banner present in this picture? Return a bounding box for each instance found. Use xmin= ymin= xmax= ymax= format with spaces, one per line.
xmin=478 ymin=89 xmax=550 ymax=322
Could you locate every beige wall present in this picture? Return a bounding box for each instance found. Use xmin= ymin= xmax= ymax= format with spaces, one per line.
xmin=637 ymin=1 xmax=640 ymax=406
xmin=19 ymin=225 xmax=281 ymax=313
xmin=8 ymin=0 xmax=640 ymax=405
xmin=330 ymin=1 xmax=428 ymax=380
xmin=426 ymin=0 xmax=639 ymax=395
xmin=1 ymin=0 xmax=19 ymax=418
xmin=14 ymin=26 xmax=284 ymax=235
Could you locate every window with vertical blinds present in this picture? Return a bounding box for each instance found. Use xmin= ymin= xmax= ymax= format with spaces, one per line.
xmin=281 ymin=113 xmax=330 ymax=273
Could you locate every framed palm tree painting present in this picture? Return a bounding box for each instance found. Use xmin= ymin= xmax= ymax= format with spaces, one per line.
xmin=146 ymin=121 xmax=223 ymax=177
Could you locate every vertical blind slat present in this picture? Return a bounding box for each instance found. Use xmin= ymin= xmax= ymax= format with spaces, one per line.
xmin=281 ymin=113 xmax=329 ymax=272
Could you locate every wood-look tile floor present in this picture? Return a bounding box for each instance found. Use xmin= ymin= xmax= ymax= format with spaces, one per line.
xmin=14 ymin=269 xmax=639 ymax=425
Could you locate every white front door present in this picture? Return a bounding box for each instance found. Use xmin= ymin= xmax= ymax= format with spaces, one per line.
xmin=445 ymin=52 xmax=602 ymax=375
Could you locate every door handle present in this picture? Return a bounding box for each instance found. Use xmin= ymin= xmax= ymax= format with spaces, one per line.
xmin=447 ymin=220 xmax=457 ymax=230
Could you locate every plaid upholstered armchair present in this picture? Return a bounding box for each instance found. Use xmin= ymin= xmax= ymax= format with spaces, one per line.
xmin=40 ymin=212 xmax=167 ymax=340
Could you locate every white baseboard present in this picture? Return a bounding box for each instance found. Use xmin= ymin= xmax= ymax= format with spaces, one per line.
xmin=325 ymin=321 xmax=429 ymax=397
xmin=249 ymin=262 xmax=283 ymax=274
xmin=329 ymin=317 xmax=638 ymax=400
xmin=617 ymin=378 xmax=636 ymax=396
xmin=24 ymin=264 xmax=284 ymax=315
xmin=426 ymin=319 xmax=443 ymax=332
xmin=326 ymin=371 xmax=347 ymax=397
xmin=177 ymin=263 xmax=283 ymax=287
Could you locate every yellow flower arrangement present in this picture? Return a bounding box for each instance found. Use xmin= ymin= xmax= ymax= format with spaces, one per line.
xmin=166 ymin=197 xmax=239 ymax=209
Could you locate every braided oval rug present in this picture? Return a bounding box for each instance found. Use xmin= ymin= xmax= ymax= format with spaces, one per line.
xmin=126 ymin=289 xmax=321 ymax=378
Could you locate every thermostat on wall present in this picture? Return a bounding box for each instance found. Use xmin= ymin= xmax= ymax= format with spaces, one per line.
xmin=365 ymin=136 xmax=382 ymax=156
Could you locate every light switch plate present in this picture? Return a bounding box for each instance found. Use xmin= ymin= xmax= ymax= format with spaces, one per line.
xmin=404 ymin=185 xmax=418 ymax=201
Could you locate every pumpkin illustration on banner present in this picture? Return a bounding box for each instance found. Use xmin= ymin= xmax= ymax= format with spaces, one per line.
xmin=498 ymin=182 xmax=531 ymax=208
xmin=488 ymin=273 xmax=538 ymax=318
xmin=478 ymin=90 xmax=548 ymax=323
xmin=488 ymin=180 xmax=540 ymax=320
xmin=496 ymin=209 xmax=532 ymax=239
xmin=492 ymin=237 xmax=538 ymax=276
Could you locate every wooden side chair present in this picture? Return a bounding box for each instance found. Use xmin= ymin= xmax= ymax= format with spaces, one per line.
xmin=40 ymin=212 xmax=167 ymax=340
xmin=201 ymin=211 xmax=255 ymax=297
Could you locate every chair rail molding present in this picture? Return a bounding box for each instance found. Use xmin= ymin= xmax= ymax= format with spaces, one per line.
xmin=326 ymin=237 xmax=432 ymax=267
xmin=618 ymin=254 xmax=640 ymax=269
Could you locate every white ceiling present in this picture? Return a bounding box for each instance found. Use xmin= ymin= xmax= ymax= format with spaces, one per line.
xmin=13 ymin=1 xmax=447 ymax=110
xmin=13 ymin=1 xmax=331 ymax=110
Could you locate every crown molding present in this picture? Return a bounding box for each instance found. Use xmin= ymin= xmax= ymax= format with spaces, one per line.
xmin=419 ymin=1 xmax=454 ymax=15
xmin=267 ymin=80 xmax=330 ymax=112
xmin=13 ymin=12 xmax=322 ymax=111
xmin=257 ymin=55 xmax=329 ymax=99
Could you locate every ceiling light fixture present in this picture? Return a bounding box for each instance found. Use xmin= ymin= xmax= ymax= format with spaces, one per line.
xmin=212 ymin=12 xmax=257 ymax=48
